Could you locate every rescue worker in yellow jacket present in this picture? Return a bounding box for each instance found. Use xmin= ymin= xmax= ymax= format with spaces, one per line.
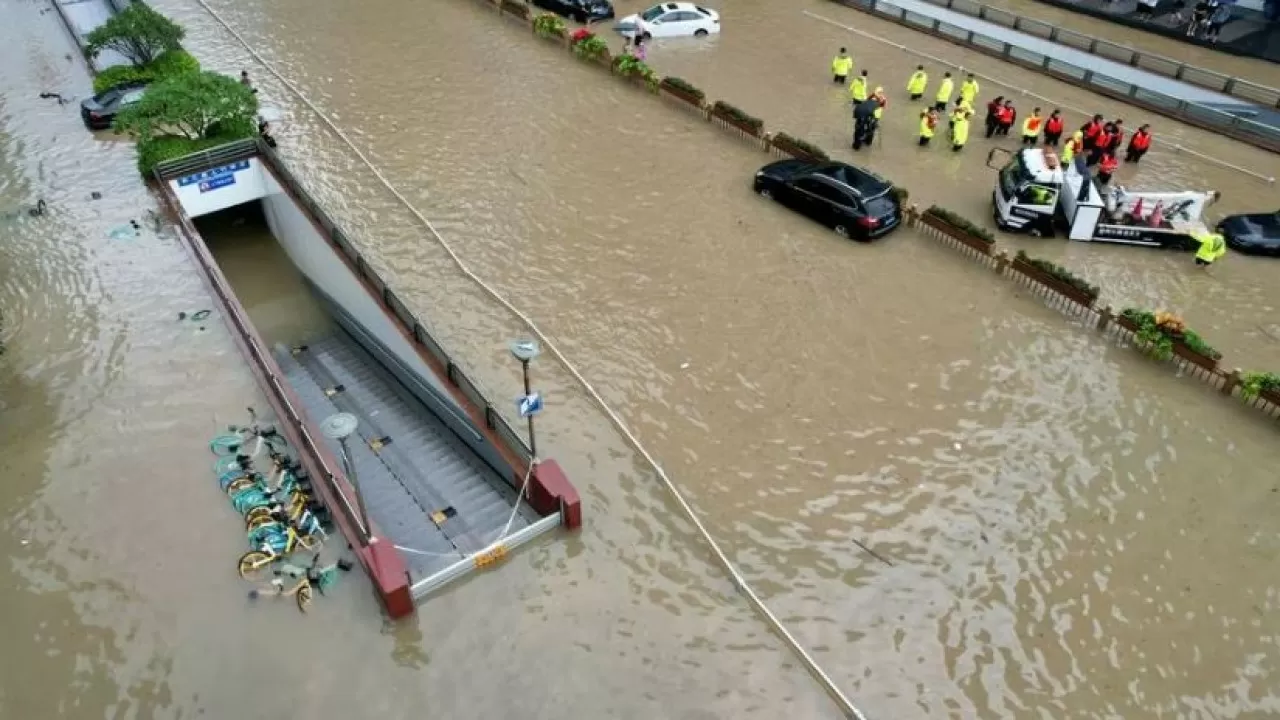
xmin=1193 ymin=230 xmax=1227 ymax=267
xmin=831 ymin=48 xmax=853 ymax=84
xmin=951 ymin=109 xmax=971 ymax=152
xmin=1061 ymin=130 xmax=1085 ymax=165
xmin=934 ymin=72 xmax=954 ymax=112
xmin=850 ymin=70 xmax=869 ymax=102
xmin=906 ymin=65 xmax=928 ymax=100
xmin=959 ymin=74 xmax=980 ymax=106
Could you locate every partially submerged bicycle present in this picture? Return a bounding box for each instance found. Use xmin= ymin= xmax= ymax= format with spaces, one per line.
xmin=209 ymin=407 xmax=286 ymax=458
xmin=247 ymin=554 xmax=352 ymax=614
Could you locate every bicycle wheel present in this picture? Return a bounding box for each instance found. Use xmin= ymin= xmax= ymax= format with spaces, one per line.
xmin=245 ymin=513 xmax=277 ymax=532
xmin=225 ymin=477 xmax=257 ymax=496
xmin=295 ymin=584 xmax=313 ymax=613
xmin=297 ymin=531 xmax=324 ymax=551
xmin=219 ymin=470 xmax=253 ymax=492
xmin=214 ymin=456 xmax=244 ymax=477
xmin=237 ymin=550 xmax=274 ymax=581
xmin=210 ymin=434 xmax=244 ymax=456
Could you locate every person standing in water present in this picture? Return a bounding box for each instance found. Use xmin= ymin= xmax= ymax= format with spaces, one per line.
xmin=952 ymin=109 xmax=971 ymax=152
xmin=958 ymin=74 xmax=980 ymax=108
xmin=906 ymin=65 xmax=927 ymax=100
xmin=919 ymin=107 xmax=939 ymax=146
xmin=850 ymin=70 xmax=870 ymax=103
xmin=831 ymin=48 xmax=853 ymax=84
xmin=1042 ymin=109 xmax=1064 ymax=147
xmin=934 ymin=72 xmax=953 ymax=112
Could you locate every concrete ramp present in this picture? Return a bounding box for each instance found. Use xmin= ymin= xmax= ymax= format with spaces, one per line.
xmin=274 ymin=332 xmax=534 ymax=580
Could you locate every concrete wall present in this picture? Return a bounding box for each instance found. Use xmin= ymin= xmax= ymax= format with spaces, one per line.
xmin=169 ymin=158 xmax=269 ymax=218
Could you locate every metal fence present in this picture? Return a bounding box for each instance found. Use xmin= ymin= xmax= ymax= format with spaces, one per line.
xmin=829 ymin=0 xmax=1280 ymax=152
xmin=924 ymin=0 xmax=1280 ymax=110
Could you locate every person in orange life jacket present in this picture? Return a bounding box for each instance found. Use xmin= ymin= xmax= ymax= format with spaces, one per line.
xmin=1088 ymin=122 xmax=1114 ymax=166
xmin=1106 ymin=119 xmax=1125 ymax=153
xmin=983 ymin=95 xmax=1004 ymax=137
xmin=919 ymin=107 xmax=939 ymax=146
xmin=995 ymin=100 xmax=1016 ymax=136
xmin=1125 ymin=124 xmax=1153 ymax=162
xmin=1080 ymin=114 xmax=1104 ymax=150
xmin=1042 ymin=109 xmax=1064 ymax=146
xmin=1021 ymin=107 xmax=1043 ymax=146
xmin=1096 ymin=152 xmax=1119 ymax=186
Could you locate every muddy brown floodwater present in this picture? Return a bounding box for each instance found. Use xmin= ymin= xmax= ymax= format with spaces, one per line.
xmin=4 ymin=0 xmax=1280 ymax=716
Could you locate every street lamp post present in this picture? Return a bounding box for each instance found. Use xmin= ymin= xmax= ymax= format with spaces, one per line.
xmin=509 ymin=339 xmax=542 ymax=462
xmin=321 ymin=412 xmax=376 ymax=546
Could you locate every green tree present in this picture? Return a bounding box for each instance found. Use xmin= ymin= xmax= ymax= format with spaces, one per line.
xmin=115 ymin=71 xmax=258 ymax=141
xmin=86 ymin=3 xmax=185 ymax=67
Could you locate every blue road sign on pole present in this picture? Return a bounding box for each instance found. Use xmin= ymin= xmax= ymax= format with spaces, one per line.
xmin=517 ymin=392 xmax=544 ymax=418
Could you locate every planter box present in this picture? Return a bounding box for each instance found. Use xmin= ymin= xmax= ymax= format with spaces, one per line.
xmin=1171 ymin=341 xmax=1219 ymax=372
xmin=921 ymin=212 xmax=994 ymax=255
xmin=1115 ymin=314 xmax=1140 ymax=333
xmin=500 ymin=0 xmax=530 ymax=18
xmin=1260 ymin=387 xmax=1280 ymax=406
xmin=770 ymin=135 xmax=824 ymax=163
xmin=1010 ymin=256 xmax=1096 ymax=309
xmin=710 ymin=107 xmax=762 ymax=138
xmin=658 ymin=82 xmax=704 ymax=109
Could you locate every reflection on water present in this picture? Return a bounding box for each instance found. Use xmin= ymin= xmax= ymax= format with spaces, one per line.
xmin=4 ymin=0 xmax=1280 ymax=716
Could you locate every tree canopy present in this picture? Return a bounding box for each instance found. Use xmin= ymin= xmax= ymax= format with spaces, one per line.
xmin=115 ymin=71 xmax=258 ymax=142
xmin=86 ymin=3 xmax=185 ymax=67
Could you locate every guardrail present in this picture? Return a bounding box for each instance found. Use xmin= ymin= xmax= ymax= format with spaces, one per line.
xmin=922 ymin=0 xmax=1280 ymax=110
xmin=153 ymin=139 xmax=259 ymax=180
xmin=828 ymin=0 xmax=1280 ymax=153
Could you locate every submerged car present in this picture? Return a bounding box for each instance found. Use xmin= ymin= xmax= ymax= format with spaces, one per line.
xmin=531 ymin=0 xmax=615 ymax=23
xmin=80 ymin=83 xmax=147 ymax=130
xmin=617 ymin=2 xmax=720 ymax=38
xmin=1217 ymin=209 xmax=1280 ymax=256
xmin=753 ymin=160 xmax=903 ymax=241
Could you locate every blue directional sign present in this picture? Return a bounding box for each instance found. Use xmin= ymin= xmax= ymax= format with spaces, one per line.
xmin=517 ymin=392 xmax=544 ymax=418
xmin=177 ymin=159 xmax=250 ymax=188
xmin=198 ymin=174 xmax=237 ymax=193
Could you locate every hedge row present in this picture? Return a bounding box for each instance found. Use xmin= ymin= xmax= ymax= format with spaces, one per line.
xmin=1014 ymin=250 xmax=1100 ymax=303
xmin=93 ymin=49 xmax=199 ymax=95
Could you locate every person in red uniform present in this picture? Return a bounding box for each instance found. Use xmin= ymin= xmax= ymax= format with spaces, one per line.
xmin=984 ymin=96 xmax=1004 ymax=138
xmin=1107 ymin=119 xmax=1125 ymax=154
xmin=1088 ymin=122 xmax=1113 ymax=166
xmin=1080 ymin=114 xmax=1104 ymax=151
xmin=1042 ymin=109 xmax=1064 ymax=146
xmin=1096 ymin=152 xmax=1119 ymax=185
xmin=1125 ymin=124 xmax=1153 ymax=163
xmin=995 ymin=100 xmax=1016 ymax=136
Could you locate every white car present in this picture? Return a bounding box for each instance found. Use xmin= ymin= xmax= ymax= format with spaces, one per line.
xmin=617 ymin=2 xmax=720 ymax=39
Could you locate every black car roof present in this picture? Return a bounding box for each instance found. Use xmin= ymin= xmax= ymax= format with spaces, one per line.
xmin=811 ymin=163 xmax=891 ymax=194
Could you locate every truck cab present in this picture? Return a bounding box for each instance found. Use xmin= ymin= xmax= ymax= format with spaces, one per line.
xmin=990 ymin=147 xmax=1066 ymax=237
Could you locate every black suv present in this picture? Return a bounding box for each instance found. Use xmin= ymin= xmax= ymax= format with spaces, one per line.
xmin=532 ymin=0 xmax=615 ymax=22
xmin=753 ymin=160 xmax=903 ymax=241
xmin=80 ymin=82 xmax=148 ymax=130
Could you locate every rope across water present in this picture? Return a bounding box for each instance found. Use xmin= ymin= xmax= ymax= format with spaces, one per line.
xmin=188 ymin=1 xmax=871 ymax=717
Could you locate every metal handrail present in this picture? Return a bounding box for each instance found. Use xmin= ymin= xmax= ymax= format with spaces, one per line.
xmin=930 ymin=0 xmax=1280 ymax=109
xmin=152 ymin=158 xmax=371 ymax=538
xmin=249 ymin=140 xmax=538 ymax=466
xmin=409 ymin=512 xmax=563 ymax=599
xmin=153 ymin=139 xmax=259 ymax=180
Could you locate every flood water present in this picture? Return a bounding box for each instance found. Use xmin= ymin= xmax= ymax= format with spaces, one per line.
xmin=4 ymin=0 xmax=1280 ymax=717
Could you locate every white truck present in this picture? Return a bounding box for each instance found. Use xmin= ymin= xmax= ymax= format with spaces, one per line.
xmin=987 ymin=147 xmax=1219 ymax=251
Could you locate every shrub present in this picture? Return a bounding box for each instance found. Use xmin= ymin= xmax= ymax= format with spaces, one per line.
xmin=115 ymin=70 xmax=257 ymax=142
xmin=1014 ymin=250 xmax=1099 ymax=302
xmin=771 ymin=132 xmax=829 ymax=161
xmin=86 ymin=2 xmax=184 ymax=66
xmin=136 ymin=133 xmax=247 ymax=177
xmin=1119 ymin=308 xmax=1221 ymax=362
xmin=710 ymin=101 xmax=763 ymax=133
xmin=93 ymin=49 xmax=200 ymax=94
xmin=571 ymin=33 xmax=609 ymax=61
xmin=924 ymin=206 xmax=995 ymax=245
xmin=660 ymin=76 xmax=704 ymax=102
xmin=532 ymin=12 xmax=566 ymax=38
xmin=612 ymin=55 xmax=658 ymax=90
xmin=1240 ymin=371 xmax=1280 ymax=400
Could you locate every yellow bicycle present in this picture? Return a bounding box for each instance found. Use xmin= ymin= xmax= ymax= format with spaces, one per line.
xmin=237 ymin=525 xmax=321 ymax=581
xmin=248 ymin=573 xmax=314 ymax=613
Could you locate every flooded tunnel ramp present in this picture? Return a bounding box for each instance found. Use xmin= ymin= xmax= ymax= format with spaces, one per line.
xmin=274 ymin=332 xmax=532 ymax=580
